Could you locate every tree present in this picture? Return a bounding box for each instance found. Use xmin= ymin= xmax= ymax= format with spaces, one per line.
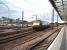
xmin=2 ymin=16 xmax=7 ymax=20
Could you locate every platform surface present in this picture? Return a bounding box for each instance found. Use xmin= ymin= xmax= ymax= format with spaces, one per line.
xmin=47 ymin=25 xmax=67 ymax=50
xmin=60 ymin=25 xmax=66 ymax=50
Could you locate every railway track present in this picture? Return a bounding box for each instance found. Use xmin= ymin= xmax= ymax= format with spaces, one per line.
xmin=0 ymin=27 xmax=50 ymax=44
xmin=0 ymin=31 xmax=33 ymax=44
xmin=0 ymin=27 xmax=33 ymax=44
xmin=0 ymin=26 xmax=32 ymax=30
xmin=30 ymin=28 xmax=61 ymax=50
xmin=0 ymin=26 xmax=62 ymax=50
xmin=0 ymin=28 xmax=53 ymax=49
xmin=0 ymin=27 xmax=32 ymax=36
xmin=6 ymin=27 xmax=61 ymax=50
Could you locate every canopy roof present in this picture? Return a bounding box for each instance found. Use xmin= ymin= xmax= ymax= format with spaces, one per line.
xmin=49 ymin=0 xmax=67 ymax=21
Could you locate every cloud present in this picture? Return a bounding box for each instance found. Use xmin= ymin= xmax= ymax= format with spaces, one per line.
xmin=0 ymin=0 xmax=62 ymax=22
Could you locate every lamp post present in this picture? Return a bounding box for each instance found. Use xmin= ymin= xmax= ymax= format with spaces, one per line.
xmin=22 ymin=11 xmax=24 ymax=28
xmin=52 ymin=8 xmax=54 ymax=29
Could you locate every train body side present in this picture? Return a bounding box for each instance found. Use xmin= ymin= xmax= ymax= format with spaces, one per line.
xmin=32 ymin=20 xmax=50 ymax=31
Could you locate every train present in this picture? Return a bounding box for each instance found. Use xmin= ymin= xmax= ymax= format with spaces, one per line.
xmin=32 ymin=20 xmax=50 ymax=31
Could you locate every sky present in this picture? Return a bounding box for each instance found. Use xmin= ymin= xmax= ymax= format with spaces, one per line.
xmin=0 ymin=0 xmax=64 ymax=23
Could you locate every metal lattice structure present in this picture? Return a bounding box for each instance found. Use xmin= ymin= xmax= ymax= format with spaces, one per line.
xmin=49 ymin=0 xmax=67 ymax=21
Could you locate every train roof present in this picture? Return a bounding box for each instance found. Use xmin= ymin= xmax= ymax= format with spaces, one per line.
xmin=33 ymin=20 xmax=49 ymax=23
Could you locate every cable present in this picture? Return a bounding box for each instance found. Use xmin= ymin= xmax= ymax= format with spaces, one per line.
xmin=0 ymin=0 xmax=10 ymax=18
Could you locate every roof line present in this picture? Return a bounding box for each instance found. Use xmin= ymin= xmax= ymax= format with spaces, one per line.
xmin=49 ymin=0 xmax=62 ymax=19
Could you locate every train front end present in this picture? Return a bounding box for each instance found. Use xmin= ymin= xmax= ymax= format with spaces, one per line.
xmin=32 ymin=21 xmax=41 ymax=31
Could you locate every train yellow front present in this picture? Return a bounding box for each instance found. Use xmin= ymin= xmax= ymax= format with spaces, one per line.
xmin=32 ymin=20 xmax=50 ymax=31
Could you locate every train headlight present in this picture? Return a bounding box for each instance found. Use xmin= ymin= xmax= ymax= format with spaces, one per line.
xmin=33 ymin=22 xmax=40 ymax=26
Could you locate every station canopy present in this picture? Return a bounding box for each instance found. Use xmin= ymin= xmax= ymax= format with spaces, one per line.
xmin=49 ymin=0 xmax=67 ymax=21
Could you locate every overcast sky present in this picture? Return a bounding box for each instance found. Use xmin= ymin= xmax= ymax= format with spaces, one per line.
xmin=0 ymin=0 xmax=64 ymax=23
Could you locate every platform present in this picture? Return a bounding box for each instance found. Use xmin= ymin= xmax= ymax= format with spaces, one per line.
xmin=47 ymin=25 xmax=67 ymax=50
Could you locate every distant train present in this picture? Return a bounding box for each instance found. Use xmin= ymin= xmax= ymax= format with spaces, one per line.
xmin=32 ymin=20 xmax=50 ymax=31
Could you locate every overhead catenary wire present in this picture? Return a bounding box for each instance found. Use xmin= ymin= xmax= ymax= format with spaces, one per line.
xmin=13 ymin=0 xmax=46 ymax=16
xmin=0 ymin=0 xmax=33 ymax=14
xmin=0 ymin=0 xmax=49 ymax=18
xmin=0 ymin=0 xmax=60 ymax=22
xmin=0 ymin=0 xmax=10 ymax=18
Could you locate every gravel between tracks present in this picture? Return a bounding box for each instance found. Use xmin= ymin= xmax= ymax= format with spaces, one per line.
xmin=30 ymin=28 xmax=60 ymax=50
xmin=0 ymin=27 xmax=61 ymax=50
